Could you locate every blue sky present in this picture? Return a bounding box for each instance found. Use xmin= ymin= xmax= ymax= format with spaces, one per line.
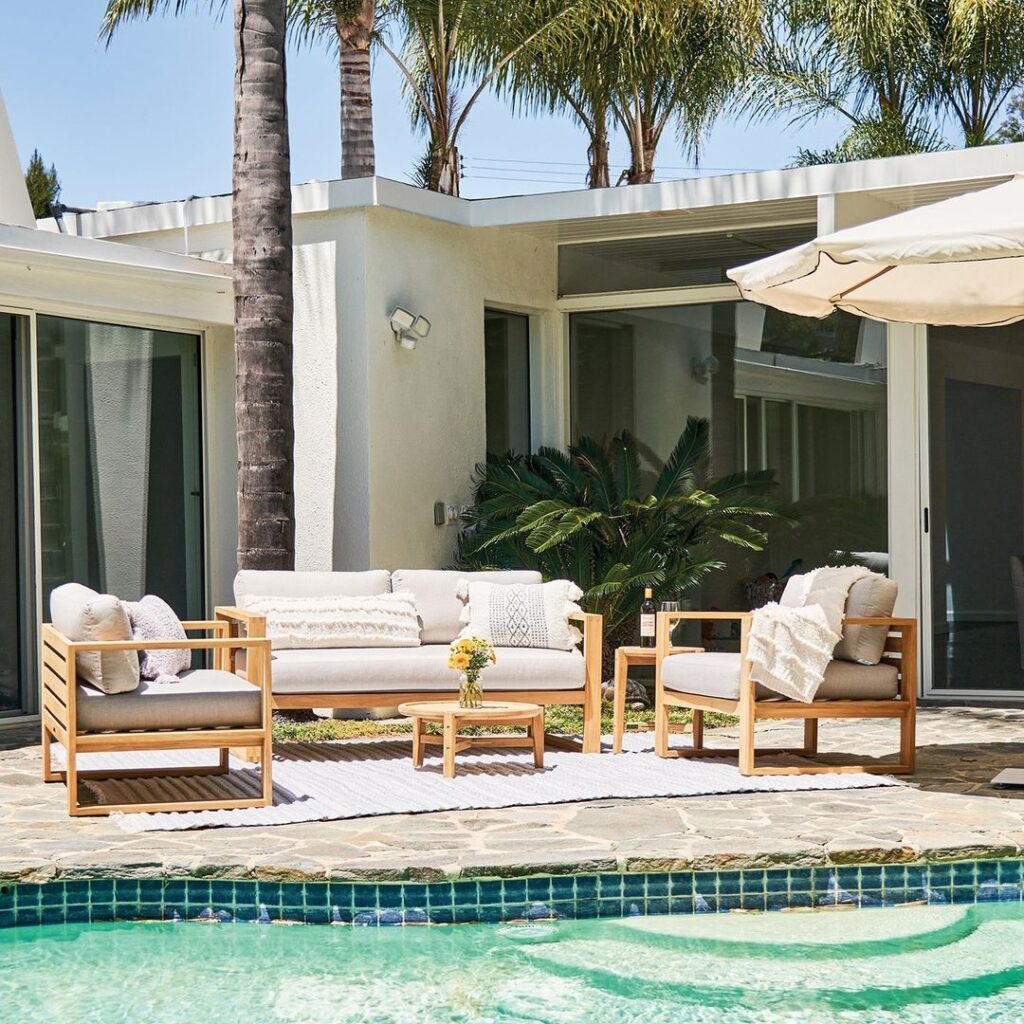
xmin=1 ymin=0 xmax=854 ymax=207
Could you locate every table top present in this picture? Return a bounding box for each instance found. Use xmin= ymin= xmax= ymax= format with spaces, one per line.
xmin=397 ymin=700 xmax=542 ymax=720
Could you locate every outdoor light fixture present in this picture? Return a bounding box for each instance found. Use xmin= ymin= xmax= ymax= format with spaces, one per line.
xmin=389 ymin=305 xmax=431 ymax=350
xmin=691 ymin=354 xmax=720 ymax=383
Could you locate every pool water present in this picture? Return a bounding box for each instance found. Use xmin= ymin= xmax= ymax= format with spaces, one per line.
xmin=5 ymin=902 xmax=1024 ymax=1022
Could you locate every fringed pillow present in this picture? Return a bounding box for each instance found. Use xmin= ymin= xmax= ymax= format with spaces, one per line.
xmin=457 ymin=579 xmax=583 ymax=651
xmin=122 ymin=594 xmax=190 ymax=683
xmin=240 ymin=592 xmax=422 ymax=649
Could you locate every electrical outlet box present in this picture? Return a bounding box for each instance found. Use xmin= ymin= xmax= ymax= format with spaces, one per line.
xmin=433 ymin=501 xmax=446 ymax=527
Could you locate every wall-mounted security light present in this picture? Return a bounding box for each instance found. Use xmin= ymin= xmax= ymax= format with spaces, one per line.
xmin=691 ymin=354 xmax=720 ymax=384
xmin=389 ymin=305 xmax=431 ymax=350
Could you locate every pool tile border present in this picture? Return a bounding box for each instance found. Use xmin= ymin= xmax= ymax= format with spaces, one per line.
xmin=3 ymin=859 xmax=1024 ymax=929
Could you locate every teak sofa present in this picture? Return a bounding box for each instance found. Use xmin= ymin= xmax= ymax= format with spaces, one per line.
xmin=41 ymin=616 xmax=273 ymax=816
xmin=218 ymin=569 xmax=604 ymax=754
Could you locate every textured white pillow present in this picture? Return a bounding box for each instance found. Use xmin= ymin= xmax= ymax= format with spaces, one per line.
xmin=49 ymin=583 xmax=140 ymax=694
xmin=122 ymin=595 xmax=191 ymax=682
xmin=240 ymin=592 xmax=421 ymax=650
xmin=456 ymin=579 xmax=583 ymax=651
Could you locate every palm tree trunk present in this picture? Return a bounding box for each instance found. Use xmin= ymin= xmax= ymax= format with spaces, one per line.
xmin=337 ymin=0 xmax=375 ymax=178
xmin=624 ymin=118 xmax=657 ymax=185
xmin=233 ymin=0 xmax=295 ymax=570
xmin=430 ymin=143 xmax=461 ymax=196
xmin=587 ymin=121 xmax=610 ymax=188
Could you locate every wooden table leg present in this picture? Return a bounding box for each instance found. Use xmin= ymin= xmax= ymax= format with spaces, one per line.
xmin=613 ymin=647 xmax=628 ymax=754
xmin=443 ymin=714 xmax=457 ymax=779
xmin=412 ymin=716 xmax=424 ymax=767
xmin=531 ymin=710 xmax=544 ymax=768
xmin=692 ymin=709 xmax=704 ymax=752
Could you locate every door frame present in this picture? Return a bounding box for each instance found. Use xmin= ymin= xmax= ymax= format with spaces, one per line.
xmin=0 ymin=305 xmax=39 ymax=719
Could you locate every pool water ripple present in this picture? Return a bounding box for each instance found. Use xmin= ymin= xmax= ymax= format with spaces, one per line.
xmin=6 ymin=904 xmax=1024 ymax=1022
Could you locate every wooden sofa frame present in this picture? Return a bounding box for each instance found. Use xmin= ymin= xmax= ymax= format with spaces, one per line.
xmin=654 ymin=611 xmax=917 ymax=775
xmin=214 ymin=607 xmax=605 ymax=754
xmin=40 ymin=618 xmax=274 ymax=816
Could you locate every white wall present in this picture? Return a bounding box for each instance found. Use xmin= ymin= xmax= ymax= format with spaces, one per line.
xmin=0 ymin=90 xmax=33 ymax=228
xmin=361 ymin=209 xmax=558 ymax=569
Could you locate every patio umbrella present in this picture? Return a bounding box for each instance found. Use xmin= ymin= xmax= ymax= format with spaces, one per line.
xmin=727 ymin=173 xmax=1024 ymax=326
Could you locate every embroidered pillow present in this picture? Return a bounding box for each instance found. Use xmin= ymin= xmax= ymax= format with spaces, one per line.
xmin=456 ymin=579 xmax=583 ymax=651
xmin=239 ymin=592 xmax=422 ymax=650
xmin=122 ymin=595 xmax=191 ymax=683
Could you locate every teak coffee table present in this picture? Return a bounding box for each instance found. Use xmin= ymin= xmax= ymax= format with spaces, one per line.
xmin=397 ymin=700 xmax=545 ymax=779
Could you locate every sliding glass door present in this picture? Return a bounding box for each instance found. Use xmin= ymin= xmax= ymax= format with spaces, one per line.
xmin=0 ymin=312 xmax=31 ymax=716
xmin=36 ymin=316 xmax=204 ymax=621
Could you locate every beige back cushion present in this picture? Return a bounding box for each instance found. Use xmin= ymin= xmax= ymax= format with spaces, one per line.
xmin=834 ymin=574 xmax=898 ymax=664
xmin=779 ymin=572 xmax=897 ymax=665
xmin=49 ymin=582 xmax=140 ymax=694
xmin=391 ymin=569 xmax=542 ymax=644
xmin=234 ymin=570 xmax=392 ymax=604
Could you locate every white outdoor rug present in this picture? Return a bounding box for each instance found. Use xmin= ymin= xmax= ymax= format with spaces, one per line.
xmin=76 ymin=734 xmax=903 ymax=833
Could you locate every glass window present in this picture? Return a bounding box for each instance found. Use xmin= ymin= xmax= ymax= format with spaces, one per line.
xmin=484 ymin=310 xmax=531 ymax=455
xmin=569 ymin=301 xmax=888 ymax=609
xmin=36 ymin=316 xmax=205 ymax=619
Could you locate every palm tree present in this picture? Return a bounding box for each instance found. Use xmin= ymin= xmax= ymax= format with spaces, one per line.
xmin=288 ymin=0 xmax=377 ymax=177
xmin=923 ymin=0 xmax=1024 ymax=147
xmin=612 ymin=0 xmax=762 ymax=186
xmin=103 ymin=0 xmax=377 ymax=179
xmin=379 ymin=0 xmax=594 ymax=195
xmin=104 ymin=0 xmax=296 ymax=570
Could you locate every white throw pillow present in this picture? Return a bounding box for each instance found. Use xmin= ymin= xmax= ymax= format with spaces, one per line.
xmin=456 ymin=579 xmax=583 ymax=651
xmin=240 ymin=592 xmax=422 ymax=650
xmin=122 ymin=595 xmax=191 ymax=682
xmin=49 ymin=582 xmax=140 ymax=694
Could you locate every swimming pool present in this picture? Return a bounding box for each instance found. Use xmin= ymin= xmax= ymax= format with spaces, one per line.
xmin=5 ymin=902 xmax=1024 ymax=1022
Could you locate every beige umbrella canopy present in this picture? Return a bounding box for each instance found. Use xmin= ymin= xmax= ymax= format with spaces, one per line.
xmin=728 ymin=173 xmax=1024 ymax=327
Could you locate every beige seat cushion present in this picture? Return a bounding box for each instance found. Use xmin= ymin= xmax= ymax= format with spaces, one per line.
xmin=268 ymin=644 xmax=584 ymax=694
xmin=391 ymin=569 xmax=542 ymax=644
xmin=234 ymin=569 xmax=391 ymax=604
xmin=50 ymin=583 xmax=140 ymax=694
xmin=77 ymin=669 xmax=261 ymax=732
xmin=661 ymin=652 xmax=899 ymax=702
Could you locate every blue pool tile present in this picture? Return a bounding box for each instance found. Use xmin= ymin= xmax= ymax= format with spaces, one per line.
xmin=953 ymin=862 xmax=977 ymax=886
xmin=669 ymin=873 xmax=694 ymax=896
xmin=952 ymin=886 xmax=976 ymax=904
xmin=305 ymin=906 xmax=329 ymax=925
xmin=882 ymin=888 xmax=910 ymax=906
xmin=15 ymin=885 xmax=41 ymax=908
xmin=836 ymin=867 xmax=860 ymax=892
xmin=112 ymin=879 xmax=138 ymax=904
xmin=478 ymin=905 xmax=503 ymax=924
xmin=998 ymin=861 xmax=1024 ymax=884
xmin=903 ymin=866 xmax=924 ymax=890
xmin=764 ymin=870 xmax=789 ymax=894
xmin=669 ymin=895 xmax=693 ymax=915
xmin=787 ymin=892 xmax=813 ymax=909
xmin=39 ymin=904 xmax=65 ymax=925
xmin=453 ymin=905 xmax=478 ymax=924
xmin=0 ymin=910 xmax=15 ymax=929
xmin=352 ymin=884 xmax=379 ymax=908
xmin=453 ymin=881 xmax=479 ymax=905
xmin=810 ymin=867 xmax=835 ymax=893
xmin=575 ymin=899 xmax=598 ymax=919
xmin=766 ymin=892 xmax=790 ymax=911
xmin=598 ymin=875 xmax=623 ymax=899
xmin=474 ymin=881 xmax=499 ymax=904
xmin=646 ymin=874 xmax=669 ymax=898
xmin=16 ymin=908 xmax=41 ymax=927
xmin=85 ymin=880 xmax=112 ymax=904
xmin=502 ymin=879 xmax=527 ymax=904
xmin=715 ymin=872 xmax=741 ymax=895
xmin=0 ymin=887 xmax=13 ymax=911
xmin=693 ymin=893 xmax=716 ymax=913
xmin=209 ymin=881 xmax=235 ymax=907
xmin=788 ymin=869 xmax=812 ymax=893
xmin=575 ymin=876 xmax=597 ymax=900
xmin=717 ymin=893 xmax=742 ymax=912
xmin=64 ymin=905 xmax=88 ymax=924
xmin=138 ymin=903 xmax=163 ymax=920
xmin=741 ymin=870 xmax=766 ymax=894
xmin=39 ymin=883 xmax=65 ymax=907
xmin=161 ymin=881 xmax=186 ymax=905
xmin=550 ymin=876 xmax=575 ymax=901
xmin=426 ymin=884 xmax=453 ymax=910
xmin=430 ymin=907 xmax=454 ymax=924
xmin=90 ymin=903 xmax=114 ymax=922
xmin=185 ymin=880 xmax=211 ymax=905
xmin=328 ymin=883 xmax=354 ymax=910
xmin=526 ymin=877 xmax=552 ymax=902
xmin=860 ymin=867 xmax=882 ymax=890
xmin=597 ymin=898 xmax=623 ymax=917
xmin=740 ymin=892 xmax=766 ymax=912
xmin=622 ymin=875 xmax=645 ymax=899
xmin=927 ymin=864 xmax=954 ymax=889
xmin=646 ymin=897 xmax=669 ymax=916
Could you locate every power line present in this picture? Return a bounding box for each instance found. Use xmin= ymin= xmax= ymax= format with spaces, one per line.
xmin=467 ymin=155 xmax=765 ymax=172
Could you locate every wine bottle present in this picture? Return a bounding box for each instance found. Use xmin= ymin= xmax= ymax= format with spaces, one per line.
xmin=639 ymin=587 xmax=657 ymax=648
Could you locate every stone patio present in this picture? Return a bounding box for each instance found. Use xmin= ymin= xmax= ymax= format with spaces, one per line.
xmin=1 ymin=706 xmax=1023 ymax=882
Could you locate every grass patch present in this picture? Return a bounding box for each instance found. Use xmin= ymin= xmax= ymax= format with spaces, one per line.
xmin=272 ymin=703 xmax=736 ymax=744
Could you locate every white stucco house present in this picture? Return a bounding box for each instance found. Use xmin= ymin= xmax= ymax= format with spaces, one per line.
xmin=4 ymin=84 xmax=1024 ymax=718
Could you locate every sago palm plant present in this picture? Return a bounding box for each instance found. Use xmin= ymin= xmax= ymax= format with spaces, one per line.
xmin=456 ymin=418 xmax=780 ymax=670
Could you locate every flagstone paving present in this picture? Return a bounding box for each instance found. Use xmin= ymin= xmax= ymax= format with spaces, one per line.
xmin=1 ymin=706 xmax=1023 ymax=881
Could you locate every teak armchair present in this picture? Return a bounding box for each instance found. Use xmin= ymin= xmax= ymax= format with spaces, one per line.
xmin=654 ymin=611 xmax=917 ymax=776
xmin=41 ymin=615 xmax=273 ymax=816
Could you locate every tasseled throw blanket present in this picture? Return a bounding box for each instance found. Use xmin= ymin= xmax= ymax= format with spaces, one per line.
xmin=745 ymin=566 xmax=871 ymax=702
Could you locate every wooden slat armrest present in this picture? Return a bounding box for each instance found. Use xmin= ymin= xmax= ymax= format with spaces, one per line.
xmin=658 ymin=610 xmax=753 ymax=622
xmin=180 ymin=619 xmax=229 ymax=634
xmin=567 ymin=610 xmax=602 ymax=630
xmin=215 ymin=606 xmax=267 ymax=637
xmin=842 ymin=616 xmax=915 ymax=628
xmin=64 ymin=637 xmax=272 ymax=653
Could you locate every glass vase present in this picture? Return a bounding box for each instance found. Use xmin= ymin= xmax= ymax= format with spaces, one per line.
xmin=459 ymin=672 xmax=483 ymax=709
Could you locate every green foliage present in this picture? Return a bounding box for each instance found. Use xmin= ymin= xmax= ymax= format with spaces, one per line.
xmin=455 ymin=418 xmax=781 ymax=649
xmin=24 ymin=150 xmax=61 ymax=219
xmin=997 ymin=90 xmax=1024 ymax=143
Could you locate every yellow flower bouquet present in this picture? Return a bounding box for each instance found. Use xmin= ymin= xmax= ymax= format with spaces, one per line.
xmin=448 ymin=636 xmax=496 ymax=708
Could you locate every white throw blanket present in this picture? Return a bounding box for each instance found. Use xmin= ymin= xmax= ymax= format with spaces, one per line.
xmin=745 ymin=566 xmax=871 ymax=702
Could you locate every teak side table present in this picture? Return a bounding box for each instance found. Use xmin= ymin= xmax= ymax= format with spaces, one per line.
xmin=613 ymin=645 xmax=702 ymax=754
xmin=397 ymin=700 xmax=544 ymax=778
